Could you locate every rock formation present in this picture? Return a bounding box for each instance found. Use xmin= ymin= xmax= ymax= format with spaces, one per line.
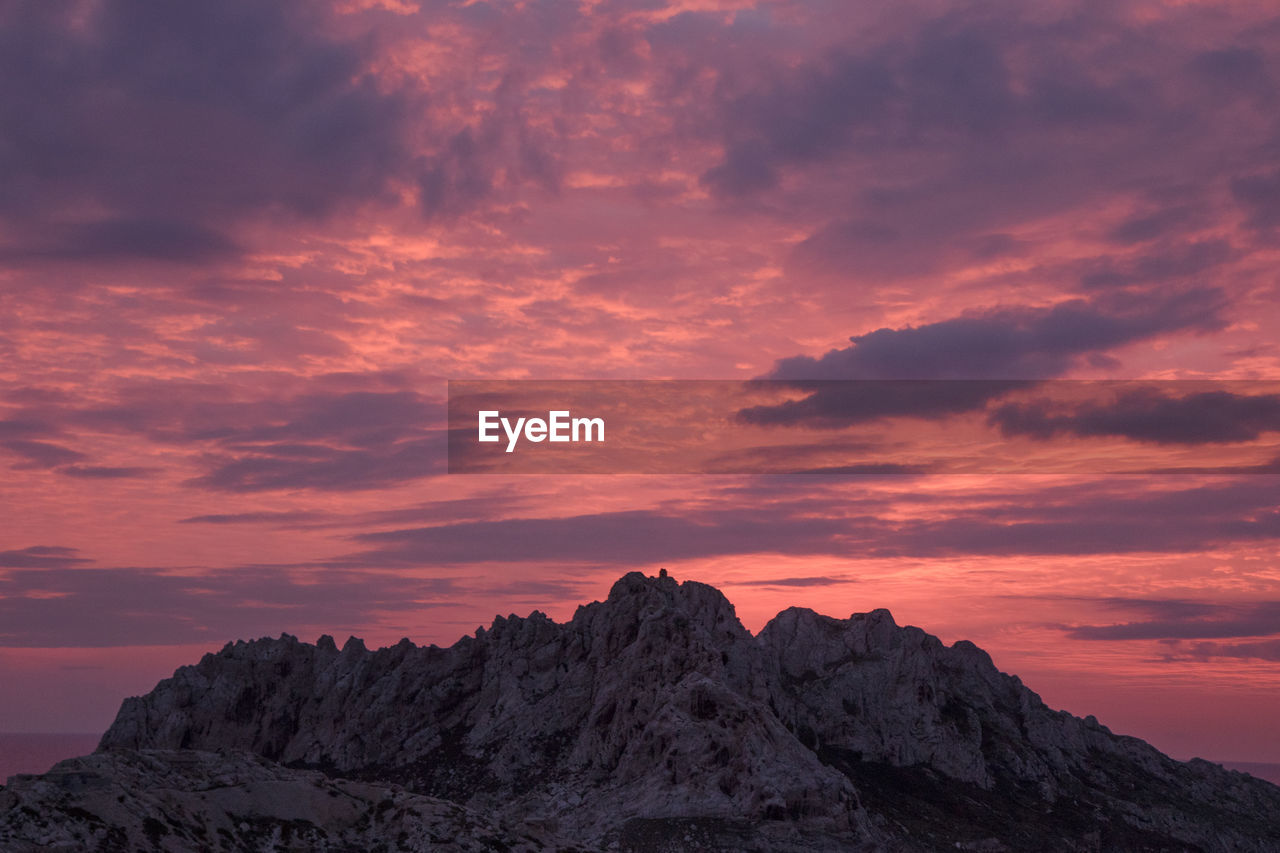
xmin=0 ymin=749 xmax=572 ymax=852
xmin=5 ymin=571 xmax=1279 ymax=851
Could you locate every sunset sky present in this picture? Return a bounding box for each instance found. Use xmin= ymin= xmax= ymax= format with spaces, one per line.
xmin=2 ymin=0 xmax=1279 ymax=765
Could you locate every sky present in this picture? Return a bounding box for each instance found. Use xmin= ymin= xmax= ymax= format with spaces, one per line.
xmin=1 ymin=0 xmax=1279 ymax=764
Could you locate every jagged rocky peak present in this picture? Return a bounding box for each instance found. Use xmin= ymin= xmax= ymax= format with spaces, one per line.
xmin=28 ymin=570 xmax=1280 ymax=851
xmin=604 ymin=568 xmax=743 ymax=622
xmin=572 ymin=569 xmax=751 ymax=651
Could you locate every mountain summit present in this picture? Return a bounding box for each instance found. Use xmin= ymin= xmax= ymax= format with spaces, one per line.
xmin=5 ymin=571 xmax=1279 ymax=851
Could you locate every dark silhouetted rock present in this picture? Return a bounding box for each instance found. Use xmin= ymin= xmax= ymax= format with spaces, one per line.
xmin=0 ymin=748 xmax=573 ymax=852
xmin=8 ymin=572 xmax=1280 ymax=851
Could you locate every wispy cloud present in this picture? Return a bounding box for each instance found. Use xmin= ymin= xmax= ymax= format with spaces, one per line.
xmin=1061 ymin=598 xmax=1280 ymax=641
xmin=0 ymin=546 xmax=92 ymax=569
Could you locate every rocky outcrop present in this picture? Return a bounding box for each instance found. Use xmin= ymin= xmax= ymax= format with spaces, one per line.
xmin=9 ymin=571 xmax=1280 ymax=851
xmin=756 ymin=605 xmax=1280 ymax=850
xmin=97 ymin=572 xmax=879 ymax=849
xmin=0 ymin=748 xmax=572 ymax=852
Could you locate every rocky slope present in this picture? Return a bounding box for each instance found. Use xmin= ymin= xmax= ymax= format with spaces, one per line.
xmin=6 ymin=571 xmax=1279 ymax=851
xmin=0 ymin=748 xmax=573 ymax=852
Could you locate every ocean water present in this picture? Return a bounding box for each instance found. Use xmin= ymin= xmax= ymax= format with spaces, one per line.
xmin=0 ymin=733 xmax=102 ymax=783
xmin=1220 ymin=761 xmax=1280 ymax=786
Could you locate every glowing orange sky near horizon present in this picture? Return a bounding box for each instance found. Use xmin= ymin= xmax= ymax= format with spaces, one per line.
xmin=1 ymin=0 xmax=1279 ymax=765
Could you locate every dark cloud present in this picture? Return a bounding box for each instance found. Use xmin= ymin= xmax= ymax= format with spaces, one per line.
xmin=0 ymin=0 xmax=562 ymax=265
xmin=330 ymin=478 xmax=1280 ymax=567
xmin=0 ymin=418 xmax=59 ymax=439
xmin=346 ymin=496 xmax=538 ymax=528
xmin=1 ymin=439 xmax=86 ymax=468
xmin=701 ymin=16 xmax=1139 ymax=198
xmin=1189 ymin=47 xmax=1272 ymax=100
xmin=1105 ymin=207 xmax=1202 ymax=246
xmin=890 ymin=477 xmax=1280 ymax=558
xmin=764 ymin=292 xmax=1221 ymax=382
xmin=205 ymin=496 xmax=539 ymax=532
xmin=702 ymin=53 xmax=897 ymax=196
xmin=991 ymin=388 xmax=1280 ymax=445
xmin=0 ymin=546 xmax=92 ymax=569
xmin=20 ymin=385 xmax=445 ymax=492
xmin=1060 ymin=598 xmax=1280 ymax=641
xmin=239 ymin=391 xmax=438 ymax=445
xmin=2 ymin=387 xmax=76 ymax=405
xmin=2 ymin=219 xmax=239 ymax=264
xmin=179 ymin=511 xmax=329 ymax=525
xmin=738 ymin=380 xmax=1027 ymax=428
xmin=720 ymin=576 xmax=851 ymax=588
xmin=1111 ymin=206 xmax=1198 ymax=242
xmin=875 ymin=481 xmax=1280 ymax=558
xmin=190 ymin=435 xmax=442 ymax=492
xmin=193 ymin=390 xmax=444 ymax=492
xmin=60 ymin=465 xmax=154 ymax=479
xmin=1143 ymin=455 xmax=1280 ymax=476
xmin=1181 ymin=639 xmax=1280 ymax=662
xmin=129 ymin=388 xmax=433 ymax=447
xmin=685 ymin=2 xmax=1280 ymax=293
xmin=792 ymin=464 xmax=926 ymax=476
xmin=346 ymin=508 xmax=855 ymax=566
xmin=1231 ymin=170 xmax=1280 ymax=231
xmin=417 ymin=88 xmax=563 ymax=219
xmin=0 ymin=1 xmax=415 ymax=262
xmin=1079 ymin=239 xmax=1235 ymax=290
xmin=491 ymin=579 xmax=593 ymax=601
xmin=740 ymin=292 xmax=1224 ymax=429
xmin=0 ymin=565 xmax=461 ymax=647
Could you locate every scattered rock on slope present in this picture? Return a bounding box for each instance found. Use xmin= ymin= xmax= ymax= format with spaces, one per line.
xmin=0 ymin=748 xmax=572 ymax=852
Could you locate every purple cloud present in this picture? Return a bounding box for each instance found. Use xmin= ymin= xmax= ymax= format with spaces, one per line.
xmin=60 ymin=465 xmax=154 ymax=479
xmin=13 ymin=385 xmax=446 ymax=492
xmin=0 ymin=546 xmax=92 ymax=569
xmin=1181 ymin=639 xmax=1280 ymax=662
xmin=0 ymin=565 xmax=461 ymax=647
xmin=2 ymin=439 xmax=87 ymax=469
xmin=720 ymin=576 xmax=852 ymax=588
xmin=0 ymin=0 xmax=563 ymax=265
xmin=991 ymin=388 xmax=1280 ymax=445
xmin=179 ymin=511 xmax=329 ymax=526
xmin=764 ymin=292 xmax=1223 ymax=382
xmin=1062 ymin=598 xmax=1280 ymax=641
xmin=328 ymin=478 xmax=1280 ymax=568
xmin=0 ymin=2 xmax=414 ymax=263
xmin=738 ymin=380 xmax=1027 ymax=428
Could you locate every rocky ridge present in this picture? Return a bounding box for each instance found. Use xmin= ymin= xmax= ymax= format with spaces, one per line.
xmin=0 ymin=748 xmax=572 ymax=852
xmin=5 ymin=571 xmax=1279 ymax=851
